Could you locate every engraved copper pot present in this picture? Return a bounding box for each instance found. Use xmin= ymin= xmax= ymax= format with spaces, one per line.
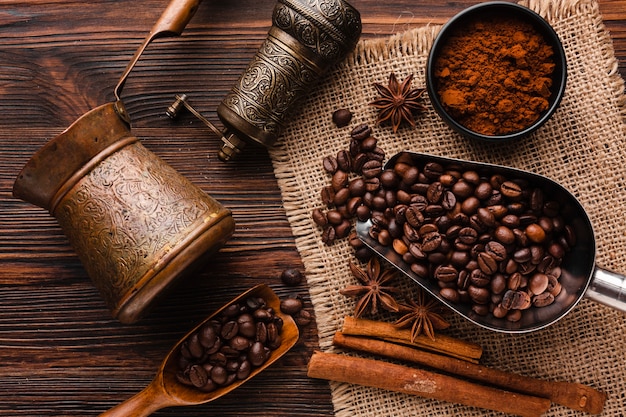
xmin=215 ymin=0 xmax=362 ymax=160
xmin=13 ymin=102 xmax=235 ymax=324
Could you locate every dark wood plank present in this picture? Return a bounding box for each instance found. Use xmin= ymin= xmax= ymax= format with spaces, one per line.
xmin=0 ymin=0 xmax=624 ymax=416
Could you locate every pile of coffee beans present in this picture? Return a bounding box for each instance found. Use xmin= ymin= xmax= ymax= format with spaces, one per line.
xmin=312 ymin=123 xmax=385 ymax=251
xmin=175 ymin=296 xmax=283 ymax=392
xmin=365 ymin=152 xmax=576 ymax=322
xmin=313 ymin=122 xmax=576 ymax=322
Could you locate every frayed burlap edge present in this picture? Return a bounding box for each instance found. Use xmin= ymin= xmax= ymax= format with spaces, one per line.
xmin=269 ymin=0 xmax=626 ymax=416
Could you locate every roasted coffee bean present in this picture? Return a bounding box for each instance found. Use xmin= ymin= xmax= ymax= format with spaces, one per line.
xmin=468 ymin=285 xmax=490 ymax=304
xmin=533 ymin=292 xmax=555 ymax=307
xmin=320 ymin=186 xmax=335 ymax=206
xmin=474 ymin=182 xmax=493 ymax=200
xmin=322 ymin=155 xmax=338 ymax=174
xmin=294 ymin=309 xmax=313 ymax=327
xmin=380 ymin=169 xmax=399 ymax=188
xmin=336 ymin=149 xmax=352 ymax=172
xmin=529 ymin=273 xmax=549 ymax=295
xmin=221 ymin=321 xmax=239 ymax=340
xmin=361 ymin=159 xmax=383 ymax=178
xmin=484 ymin=241 xmax=507 ymax=261
xmin=332 ymin=108 xmax=352 ymax=127
xmin=361 ymin=136 xmax=377 ymax=152
xmin=321 ymin=225 xmax=336 ymax=245
xmin=198 ymin=324 xmax=218 ymax=349
xmin=350 ymin=123 xmax=371 ymax=141
xmin=368 ymin=147 xmax=386 ymax=162
xmin=229 ymin=335 xmax=251 ymax=351
xmin=440 ymin=287 xmax=461 ymax=303
xmin=525 ymin=223 xmax=546 ymax=243
xmin=421 ymin=232 xmax=442 ymax=252
xmin=441 ymin=191 xmax=457 ymax=210
xmin=477 ymin=252 xmax=498 ymax=275
xmin=189 ymin=364 xmax=209 ymax=388
xmin=326 ymin=209 xmax=343 ymax=226
xmin=513 ymin=247 xmax=532 ymax=263
xmin=500 ymin=181 xmax=523 ymax=199
xmin=331 ymin=170 xmax=349 ymax=191
xmin=434 ymin=264 xmax=458 ymax=282
xmin=452 ymin=180 xmax=474 ymax=198
xmin=490 ymin=273 xmax=507 ymax=294
xmin=461 ymin=196 xmax=480 ymax=215
xmin=423 ymin=162 xmax=444 ymax=179
xmin=238 ymin=320 xmax=256 ymax=339
xmin=426 ymin=182 xmax=444 ymax=203
xmin=281 ymin=268 xmax=304 ymax=286
xmin=333 ymin=187 xmax=350 ymax=206
xmin=405 ymin=206 xmax=424 ymax=228
xmin=502 ymin=290 xmax=531 ymax=310
xmin=348 ymin=178 xmax=366 ymax=197
xmin=477 ymin=207 xmax=496 ymax=228
xmin=469 ymin=269 xmax=490 ymax=287
xmin=311 ymin=208 xmax=328 ymax=227
xmin=494 ymin=225 xmax=515 ymax=244
xmin=187 ymin=333 xmax=205 ymax=359
xmin=352 ymin=153 xmax=368 ymax=172
xmin=210 ymin=366 xmax=228 ymax=385
xmin=236 ymin=360 xmax=252 ymax=380
xmin=280 ymin=295 xmax=304 ymax=315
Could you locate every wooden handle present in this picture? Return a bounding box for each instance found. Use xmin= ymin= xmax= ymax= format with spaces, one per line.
xmin=97 ymin=379 xmax=173 ymax=417
xmin=150 ymin=0 xmax=202 ymax=37
xmin=333 ymin=332 xmax=606 ymax=414
xmin=308 ymin=351 xmax=551 ymax=417
xmin=114 ymin=0 xmax=203 ymax=100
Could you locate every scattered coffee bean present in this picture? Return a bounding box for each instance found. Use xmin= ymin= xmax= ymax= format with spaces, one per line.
xmin=294 ymin=309 xmax=313 ymax=327
xmin=280 ymin=295 xmax=304 ymax=315
xmin=175 ymin=296 xmax=283 ymax=392
xmin=332 ymin=108 xmax=353 ymax=127
xmin=280 ymin=268 xmax=304 ymax=286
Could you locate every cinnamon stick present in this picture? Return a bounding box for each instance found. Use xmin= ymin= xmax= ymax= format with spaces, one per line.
xmin=307 ymin=351 xmax=551 ymax=417
xmin=341 ymin=316 xmax=482 ymax=362
xmin=333 ymin=332 xmax=606 ymax=414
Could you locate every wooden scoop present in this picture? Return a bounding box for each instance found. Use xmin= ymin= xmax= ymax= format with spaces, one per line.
xmin=98 ymin=284 xmax=299 ymax=417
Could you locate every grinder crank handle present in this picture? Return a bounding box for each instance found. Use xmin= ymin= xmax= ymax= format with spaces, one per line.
xmin=114 ymin=0 xmax=203 ymax=101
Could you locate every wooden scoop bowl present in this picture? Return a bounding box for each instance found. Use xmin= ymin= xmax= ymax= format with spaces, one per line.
xmin=98 ymin=284 xmax=299 ymax=417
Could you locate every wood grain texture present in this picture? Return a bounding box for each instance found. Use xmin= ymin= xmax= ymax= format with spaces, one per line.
xmin=0 ymin=1 xmax=624 ymax=416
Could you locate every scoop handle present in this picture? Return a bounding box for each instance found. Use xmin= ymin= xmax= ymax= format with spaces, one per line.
xmin=114 ymin=0 xmax=202 ymax=100
xmin=97 ymin=378 xmax=173 ymax=417
xmin=586 ymin=266 xmax=626 ymax=312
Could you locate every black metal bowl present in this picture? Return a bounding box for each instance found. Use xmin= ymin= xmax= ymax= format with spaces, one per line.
xmin=426 ymin=2 xmax=567 ymax=142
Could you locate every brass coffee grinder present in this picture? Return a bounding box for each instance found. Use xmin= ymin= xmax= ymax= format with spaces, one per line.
xmin=166 ymin=0 xmax=362 ymax=161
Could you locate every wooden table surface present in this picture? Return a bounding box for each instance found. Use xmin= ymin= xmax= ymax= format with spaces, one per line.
xmin=1 ymin=0 xmax=625 ymax=416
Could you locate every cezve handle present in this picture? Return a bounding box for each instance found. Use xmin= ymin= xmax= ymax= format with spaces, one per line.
xmin=114 ymin=0 xmax=202 ymax=101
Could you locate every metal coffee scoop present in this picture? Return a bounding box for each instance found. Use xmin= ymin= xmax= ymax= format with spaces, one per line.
xmin=166 ymin=0 xmax=362 ymax=161
xmin=356 ymin=152 xmax=626 ymax=333
xmin=97 ymin=284 xmax=299 ymax=417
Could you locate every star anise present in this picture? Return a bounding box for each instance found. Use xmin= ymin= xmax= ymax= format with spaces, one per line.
xmin=394 ymin=289 xmax=450 ymax=342
xmin=370 ymin=72 xmax=427 ymax=133
xmin=340 ymin=257 xmax=400 ymax=317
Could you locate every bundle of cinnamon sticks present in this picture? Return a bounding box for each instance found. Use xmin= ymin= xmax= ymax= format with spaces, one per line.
xmin=307 ymin=317 xmax=606 ymax=416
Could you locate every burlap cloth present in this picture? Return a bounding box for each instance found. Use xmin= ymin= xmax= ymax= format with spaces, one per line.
xmin=268 ymin=0 xmax=626 ymax=415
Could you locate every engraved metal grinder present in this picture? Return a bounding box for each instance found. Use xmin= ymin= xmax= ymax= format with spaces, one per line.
xmin=167 ymin=0 xmax=362 ymax=161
